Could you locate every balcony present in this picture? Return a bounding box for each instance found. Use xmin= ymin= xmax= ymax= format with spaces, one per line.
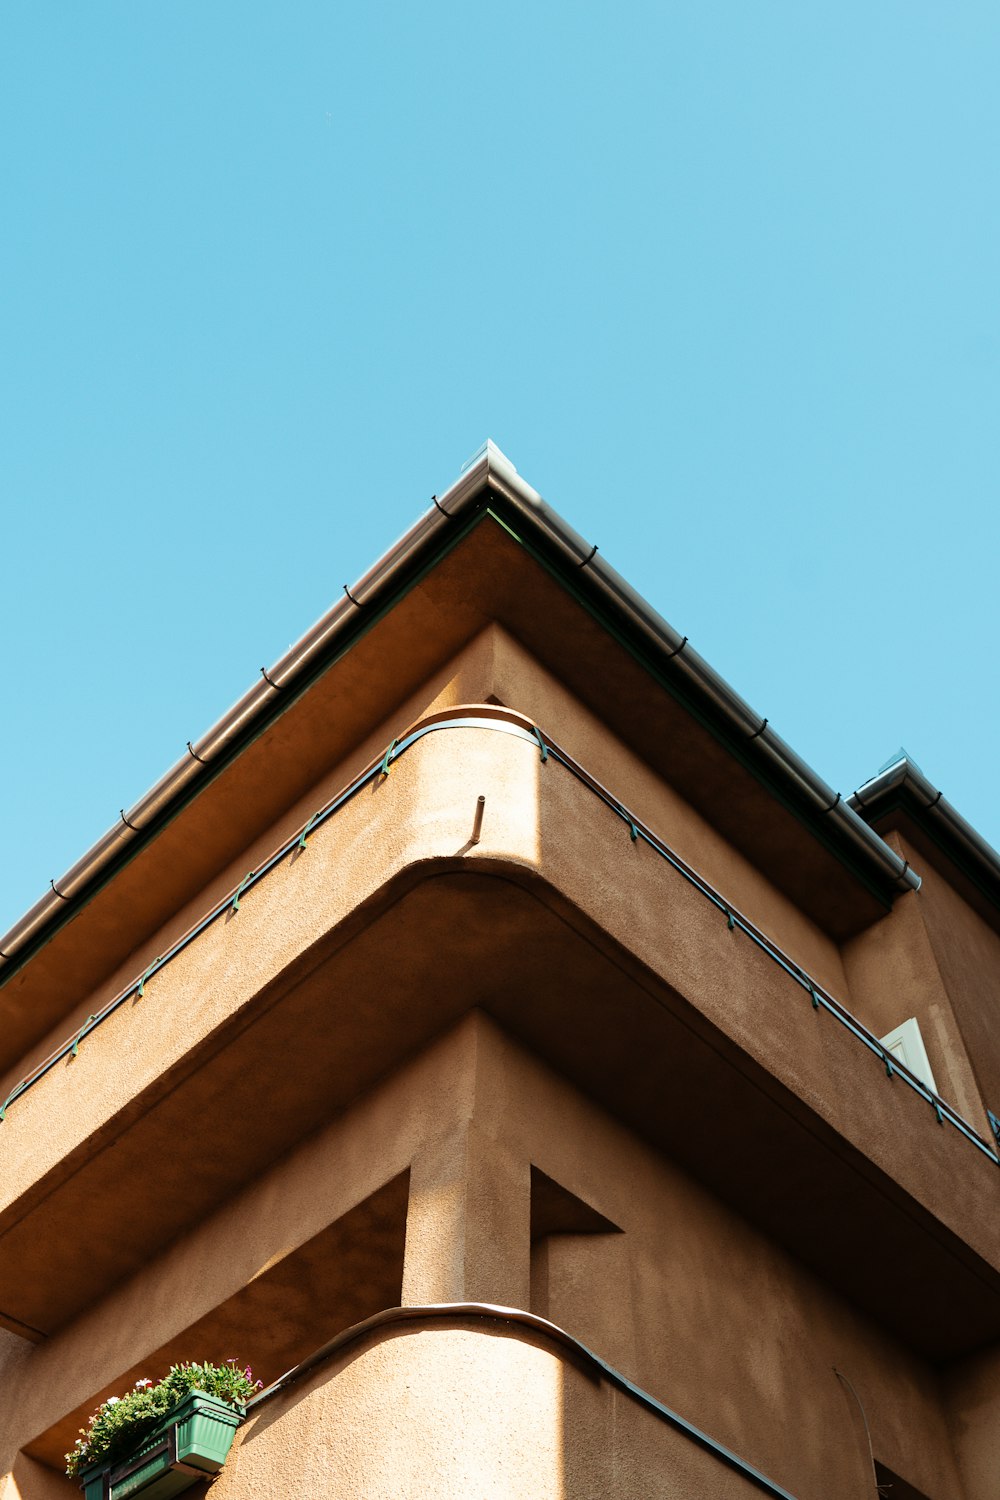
xmin=1 ymin=711 xmax=998 ymax=1359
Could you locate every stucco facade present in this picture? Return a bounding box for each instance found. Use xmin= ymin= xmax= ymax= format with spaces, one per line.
xmin=2 ymin=446 xmax=999 ymax=1499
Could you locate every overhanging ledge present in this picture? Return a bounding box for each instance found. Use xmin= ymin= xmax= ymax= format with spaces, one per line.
xmin=0 ymin=712 xmax=994 ymax=1358
xmin=0 ymin=442 xmax=917 ymax=981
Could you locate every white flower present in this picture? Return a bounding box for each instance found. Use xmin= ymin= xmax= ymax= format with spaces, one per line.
xmin=105 ymin=1397 xmax=121 ymax=1405
xmin=134 ymin=1379 xmax=152 ymax=1389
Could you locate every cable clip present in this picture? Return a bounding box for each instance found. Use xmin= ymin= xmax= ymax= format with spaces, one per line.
xmin=137 ymin=960 xmax=160 ymax=999
xmin=71 ymin=1017 xmax=98 ymax=1058
xmin=298 ymin=810 xmax=322 ymax=850
xmin=231 ymin=871 xmax=254 ymax=913
xmin=379 ymin=738 xmax=399 ymax=779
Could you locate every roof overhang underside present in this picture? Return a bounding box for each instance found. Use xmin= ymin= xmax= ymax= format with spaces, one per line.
xmin=1 ymin=459 xmax=917 ymax=1062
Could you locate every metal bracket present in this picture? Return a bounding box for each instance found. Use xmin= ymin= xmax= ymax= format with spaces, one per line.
xmin=379 ymin=738 xmax=399 ymax=779
xmin=71 ymin=1017 xmax=98 ymax=1058
xmin=231 ymin=871 xmax=254 ymax=913
xmin=298 ymin=810 xmax=322 ymax=850
xmin=137 ymin=960 xmax=160 ymax=998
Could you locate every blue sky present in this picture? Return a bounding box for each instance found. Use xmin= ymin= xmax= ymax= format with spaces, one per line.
xmin=1 ymin=4 xmax=998 ymax=936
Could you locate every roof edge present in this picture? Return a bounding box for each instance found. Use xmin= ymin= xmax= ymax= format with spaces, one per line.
xmin=850 ymin=759 xmax=1000 ymax=909
xmin=0 ymin=442 xmax=919 ymax=974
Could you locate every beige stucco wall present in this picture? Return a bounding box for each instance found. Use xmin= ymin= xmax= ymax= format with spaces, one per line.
xmin=5 ymin=693 xmax=996 ymax=1341
xmin=2 ymin=623 xmax=997 ymax=1500
xmin=3 ymin=1015 xmax=975 ymax=1500
xmin=843 ymin=829 xmax=994 ymax=1135
xmin=1 ymin=624 xmax=851 ymax=1109
xmin=209 ymin=1322 xmax=800 ymax=1500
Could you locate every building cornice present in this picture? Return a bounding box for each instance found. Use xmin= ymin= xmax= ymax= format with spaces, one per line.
xmin=0 ymin=441 xmax=919 ymax=976
xmin=850 ymin=755 xmax=1000 ymax=915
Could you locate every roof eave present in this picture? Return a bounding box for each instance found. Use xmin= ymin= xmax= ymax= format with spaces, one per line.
xmin=850 ymin=759 xmax=1000 ymax=910
xmin=0 ymin=442 xmax=920 ymax=975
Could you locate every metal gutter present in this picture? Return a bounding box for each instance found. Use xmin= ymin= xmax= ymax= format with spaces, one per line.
xmin=850 ymin=757 xmax=1000 ymax=904
xmin=432 ymin=443 xmax=916 ymax=900
xmin=247 ymin=1301 xmax=801 ymax=1500
xmin=0 ymin=439 xmax=918 ymax=974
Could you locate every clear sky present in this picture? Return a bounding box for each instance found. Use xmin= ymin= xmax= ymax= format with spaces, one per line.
xmin=1 ymin=4 xmax=998 ymax=937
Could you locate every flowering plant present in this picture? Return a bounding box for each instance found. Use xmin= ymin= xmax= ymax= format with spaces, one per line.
xmin=65 ymin=1360 xmax=261 ymax=1478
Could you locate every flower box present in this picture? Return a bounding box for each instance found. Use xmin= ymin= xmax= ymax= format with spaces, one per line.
xmin=78 ymin=1390 xmax=244 ymax=1500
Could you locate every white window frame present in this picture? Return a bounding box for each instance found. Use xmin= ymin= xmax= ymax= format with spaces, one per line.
xmin=879 ymin=1017 xmax=938 ymax=1095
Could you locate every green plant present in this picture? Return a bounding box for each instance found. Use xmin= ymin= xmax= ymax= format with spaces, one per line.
xmin=65 ymin=1360 xmax=261 ymax=1478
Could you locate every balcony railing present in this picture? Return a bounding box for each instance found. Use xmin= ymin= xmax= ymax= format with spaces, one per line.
xmin=2 ymin=706 xmax=996 ymax=1174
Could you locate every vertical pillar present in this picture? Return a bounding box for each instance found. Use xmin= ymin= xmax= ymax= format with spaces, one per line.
xmin=402 ymin=1122 xmax=530 ymax=1308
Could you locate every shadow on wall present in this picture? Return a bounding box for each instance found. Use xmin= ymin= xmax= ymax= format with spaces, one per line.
xmin=22 ymin=1174 xmax=410 ymax=1478
xmin=873 ymin=1460 xmax=935 ymax=1500
xmin=529 ymin=1165 xmax=634 ymax=1375
xmin=6 ymin=1453 xmax=78 ymax=1498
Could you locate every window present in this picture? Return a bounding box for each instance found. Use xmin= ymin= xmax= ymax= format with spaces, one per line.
xmin=878 ymin=1017 xmax=938 ymax=1094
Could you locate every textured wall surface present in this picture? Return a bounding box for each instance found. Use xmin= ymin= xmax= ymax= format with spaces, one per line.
xmin=2 ymin=595 xmax=996 ymax=1500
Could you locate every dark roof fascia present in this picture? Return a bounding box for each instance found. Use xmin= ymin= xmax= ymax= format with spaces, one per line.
xmin=0 ymin=443 xmax=918 ymax=980
xmin=468 ymin=449 xmax=918 ymax=904
xmin=482 ymin=503 xmax=897 ymax=911
xmin=850 ymin=761 xmax=1000 ymax=915
xmin=0 ymin=500 xmax=490 ymax=984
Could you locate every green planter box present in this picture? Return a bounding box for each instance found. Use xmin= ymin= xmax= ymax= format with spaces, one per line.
xmin=79 ymin=1390 xmax=244 ymax=1500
